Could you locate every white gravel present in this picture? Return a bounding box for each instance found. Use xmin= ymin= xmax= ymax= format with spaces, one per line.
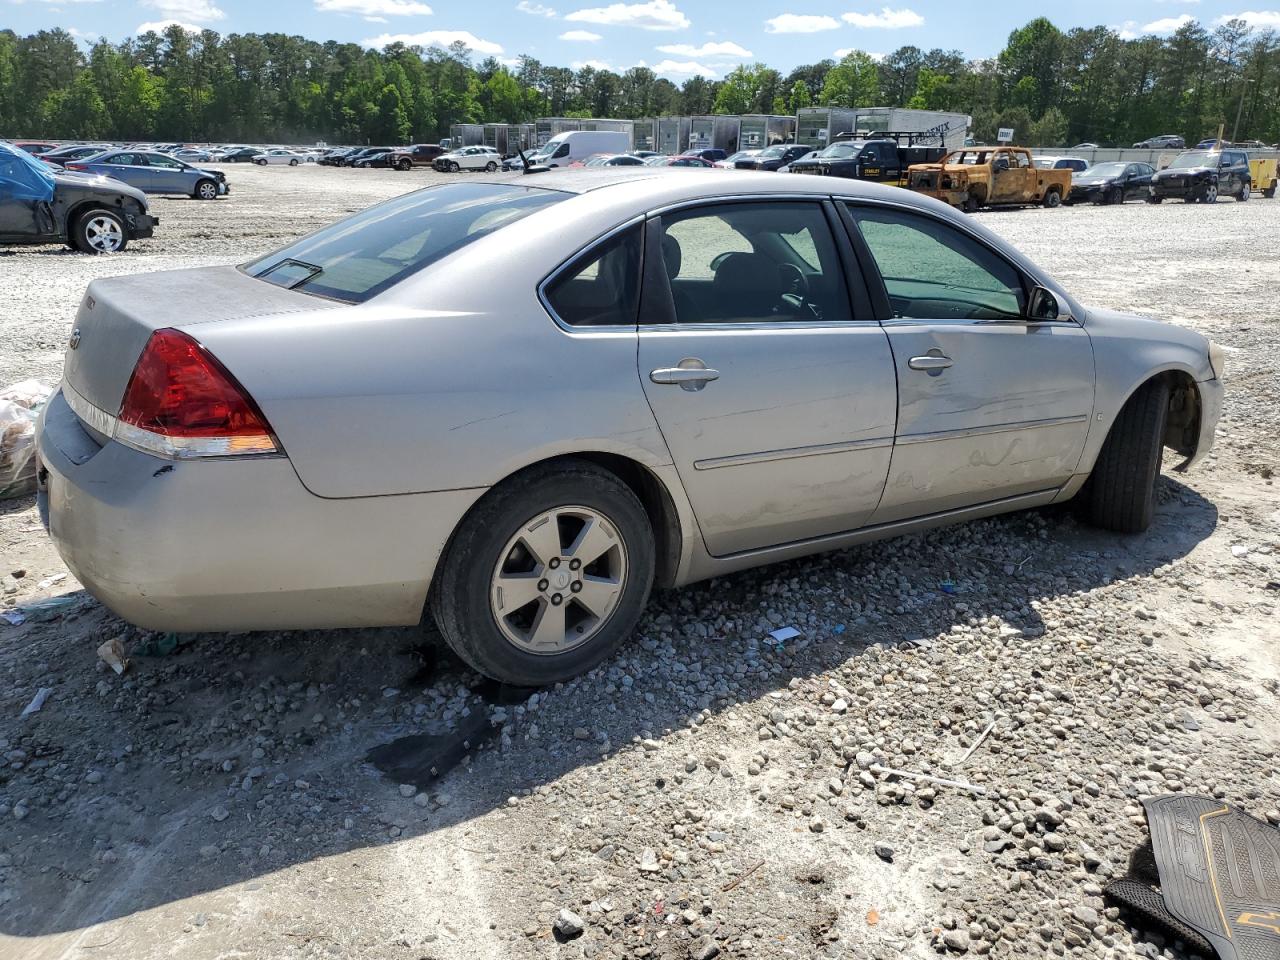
xmin=1 ymin=165 xmax=1277 ymax=960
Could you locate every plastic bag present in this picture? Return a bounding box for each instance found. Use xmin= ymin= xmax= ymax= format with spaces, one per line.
xmin=0 ymin=380 xmax=53 ymax=500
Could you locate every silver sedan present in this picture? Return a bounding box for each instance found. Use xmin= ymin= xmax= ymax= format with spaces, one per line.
xmin=36 ymin=171 xmax=1224 ymax=685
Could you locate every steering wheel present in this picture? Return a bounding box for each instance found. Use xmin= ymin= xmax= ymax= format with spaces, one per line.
xmin=777 ymin=262 xmax=810 ymax=315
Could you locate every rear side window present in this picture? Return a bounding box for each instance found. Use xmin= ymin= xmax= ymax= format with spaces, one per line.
xmin=543 ymin=226 xmax=642 ymax=327
xmin=244 ymin=182 xmax=565 ymax=303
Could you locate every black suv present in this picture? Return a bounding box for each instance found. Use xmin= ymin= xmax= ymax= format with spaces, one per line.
xmin=1150 ymin=149 xmax=1252 ymax=203
xmin=789 ymin=137 xmax=944 ymax=182
xmin=736 ymin=143 xmax=813 ymax=171
xmin=1 ymin=142 xmax=156 ymax=253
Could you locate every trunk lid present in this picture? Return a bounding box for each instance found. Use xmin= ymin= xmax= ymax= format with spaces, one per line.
xmin=63 ymin=265 xmax=336 ymax=417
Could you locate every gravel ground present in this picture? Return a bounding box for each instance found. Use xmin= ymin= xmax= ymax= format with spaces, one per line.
xmin=1 ymin=165 xmax=1278 ymax=960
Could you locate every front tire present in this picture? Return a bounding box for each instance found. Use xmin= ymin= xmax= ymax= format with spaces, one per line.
xmin=431 ymin=460 xmax=655 ymax=686
xmin=1077 ymin=378 xmax=1171 ymax=534
xmin=1108 ymin=186 xmax=1124 ymax=205
xmin=1201 ymin=182 xmax=1218 ymax=203
xmin=447 ymin=161 xmax=459 ymax=173
xmin=397 ymin=157 xmax=412 ymax=171
xmin=72 ymin=208 xmax=127 ymax=254
xmin=194 ymin=179 xmax=218 ymax=200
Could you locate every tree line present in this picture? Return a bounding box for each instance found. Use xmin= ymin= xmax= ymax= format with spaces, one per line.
xmin=1 ymin=16 xmax=1277 ymax=147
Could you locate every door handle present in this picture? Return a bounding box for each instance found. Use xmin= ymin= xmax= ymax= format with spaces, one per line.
xmin=908 ymin=354 xmax=953 ymax=372
xmin=650 ymin=358 xmax=719 ymax=391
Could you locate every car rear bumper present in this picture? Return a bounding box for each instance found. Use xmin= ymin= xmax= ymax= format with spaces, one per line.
xmin=36 ymin=387 xmax=485 ymax=632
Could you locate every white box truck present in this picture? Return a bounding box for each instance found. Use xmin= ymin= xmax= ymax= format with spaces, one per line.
xmin=532 ymin=130 xmax=631 ymax=168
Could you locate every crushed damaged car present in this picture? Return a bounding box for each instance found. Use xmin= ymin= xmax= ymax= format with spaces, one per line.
xmin=0 ymin=141 xmax=157 ymax=253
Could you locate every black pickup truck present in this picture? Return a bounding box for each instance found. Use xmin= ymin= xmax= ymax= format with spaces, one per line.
xmin=1 ymin=141 xmax=156 ymax=253
xmin=788 ymin=133 xmax=946 ymax=183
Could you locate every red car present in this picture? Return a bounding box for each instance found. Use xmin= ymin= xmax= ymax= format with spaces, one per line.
xmin=12 ymin=141 xmax=58 ymax=155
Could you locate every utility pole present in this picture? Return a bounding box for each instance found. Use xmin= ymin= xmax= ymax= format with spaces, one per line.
xmin=1232 ymin=77 xmax=1253 ymax=143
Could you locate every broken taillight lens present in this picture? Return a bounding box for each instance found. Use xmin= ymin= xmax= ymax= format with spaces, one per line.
xmin=115 ymin=328 xmax=279 ymax=458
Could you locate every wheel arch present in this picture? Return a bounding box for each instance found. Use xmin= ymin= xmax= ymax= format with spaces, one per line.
xmin=1084 ymin=366 xmax=1205 ymax=475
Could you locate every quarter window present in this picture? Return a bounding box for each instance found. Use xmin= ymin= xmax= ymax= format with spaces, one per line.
xmin=543 ymin=225 xmax=642 ymax=327
xmin=656 ymin=202 xmax=853 ymax=324
xmin=848 ymin=205 xmax=1026 ymax=321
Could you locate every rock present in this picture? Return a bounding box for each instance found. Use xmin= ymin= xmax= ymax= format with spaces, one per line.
xmin=943 ymin=929 xmax=971 ymax=952
xmin=638 ymin=847 xmax=660 ymax=873
xmin=689 ymin=935 xmax=720 ymax=959
xmin=398 ymin=784 xmax=417 ymax=798
xmin=874 ymin=843 xmax=895 ymax=862
xmin=209 ymin=805 xmax=229 ymax=822
xmin=809 ymin=817 xmax=825 ymax=833
xmin=1072 ymin=905 xmax=1100 ymax=927
xmin=554 ymin=908 xmax=585 ymax=938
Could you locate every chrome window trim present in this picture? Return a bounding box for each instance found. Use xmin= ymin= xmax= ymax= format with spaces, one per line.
xmin=536 ymin=213 xmax=646 ymax=335
xmin=896 ymin=414 xmax=1089 ymax=447
xmin=694 ymin=436 xmax=894 ymax=471
xmin=638 ymin=319 xmax=880 ymax=334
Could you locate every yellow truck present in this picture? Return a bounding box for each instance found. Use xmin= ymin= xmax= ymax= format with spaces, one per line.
xmin=906 ymin=146 xmax=1072 ymax=211
xmin=1249 ymin=157 xmax=1278 ymax=197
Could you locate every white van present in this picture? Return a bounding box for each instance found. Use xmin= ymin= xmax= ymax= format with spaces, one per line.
xmin=533 ymin=130 xmax=631 ymax=168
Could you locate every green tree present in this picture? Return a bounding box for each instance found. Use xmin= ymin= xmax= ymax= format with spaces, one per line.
xmin=820 ymin=51 xmax=881 ymax=107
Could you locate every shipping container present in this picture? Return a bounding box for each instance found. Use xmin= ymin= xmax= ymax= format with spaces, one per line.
xmin=688 ymin=115 xmax=741 ymax=153
xmin=633 ymin=118 xmax=656 ymax=152
xmin=796 ymin=108 xmax=857 ymax=150
xmin=656 ymin=116 xmax=691 ymax=155
xmin=535 ymin=118 xmax=582 ymax=146
xmin=738 ymin=115 xmax=796 ymax=150
xmin=448 ymin=123 xmax=486 ymax=147
xmin=847 ymin=108 xmax=970 ymax=150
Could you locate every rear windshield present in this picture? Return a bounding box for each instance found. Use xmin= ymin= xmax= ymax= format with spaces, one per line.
xmin=243 ymin=182 xmax=566 ymax=303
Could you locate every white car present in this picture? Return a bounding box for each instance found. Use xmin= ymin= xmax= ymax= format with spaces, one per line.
xmin=433 ymin=146 xmax=501 ymax=173
xmin=714 ymin=149 xmax=760 ymax=169
xmin=253 ymin=149 xmax=307 ymax=166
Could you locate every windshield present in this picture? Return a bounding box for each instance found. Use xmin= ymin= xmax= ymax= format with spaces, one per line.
xmin=1079 ymin=162 xmax=1126 ymax=179
xmin=1168 ymin=151 xmax=1217 ymax=169
xmin=819 ymin=143 xmax=860 ymax=158
xmin=757 ymin=145 xmax=786 ymax=159
xmin=244 ymin=182 xmax=566 ymax=303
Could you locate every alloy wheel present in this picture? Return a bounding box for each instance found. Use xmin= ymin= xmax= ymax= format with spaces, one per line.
xmin=198 ymin=182 xmax=218 ymax=200
xmin=84 ymin=216 xmax=123 ymax=252
xmin=489 ymin=505 xmax=627 ymax=655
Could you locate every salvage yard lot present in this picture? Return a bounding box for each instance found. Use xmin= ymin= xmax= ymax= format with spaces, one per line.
xmin=1 ymin=165 xmax=1278 ymax=960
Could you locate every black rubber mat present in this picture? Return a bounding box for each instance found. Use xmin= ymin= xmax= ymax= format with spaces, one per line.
xmin=1106 ymin=877 xmax=1215 ymax=956
xmin=1141 ymin=795 xmax=1280 ymax=960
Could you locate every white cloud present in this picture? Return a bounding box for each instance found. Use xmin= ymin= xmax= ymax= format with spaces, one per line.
xmin=765 ymin=13 xmax=839 ymax=33
xmin=8 ymin=0 xmax=102 ymax=5
xmin=517 ymin=0 xmax=555 ymax=12
xmin=364 ymin=15 xmax=387 ymax=21
xmin=652 ymin=57 xmax=716 ymax=77
xmin=362 ymin=29 xmax=504 ymax=53
xmin=1112 ymin=19 xmax=1140 ymax=38
xmin=1218 ymin=9 xmax=1280 ymax=27
xmin=655 ymin=40 xmax=751 ymax=57
xmin=141 ymin=0 xmax=224 ymax=21
xmin=564 ymin=0 xmax=689 ymax=31
xmin=572 ymin=58 xmax=612 ymax=69
xmin=136 ymin=18 xmax=204 ymax=32
xmin=316 ymin=0 xmax=431 ymax=15
xmin=1142 ymin=13 xmax=1194 ymax=31
xmin=841 ymin=7 xmax=922 ymax=28
xmin=834 ymin=47 xmax=885 ymax=59
xmin=560 ymin=29 xmax=603 ymax=40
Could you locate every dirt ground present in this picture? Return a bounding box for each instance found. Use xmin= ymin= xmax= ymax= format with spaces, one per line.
xmin=1 ymin=165 xmax=1278 ymax=960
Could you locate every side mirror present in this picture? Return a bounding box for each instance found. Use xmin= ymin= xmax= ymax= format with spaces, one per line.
xmin=1027 ymin=286 xmax=1061 ymax=321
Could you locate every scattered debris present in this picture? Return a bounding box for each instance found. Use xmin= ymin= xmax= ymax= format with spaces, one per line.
xmin=36 ymin=573 xmax=67 ymax=590
xmin=870 ymin=764 xmax=988 ymax=796
xmin=134 ymin=632 xmax=191 ymax=657
xmin=96 ymin=637 xmax=130 ymax=675
xmin=866 ymin=908 xmax=880 ymax=926
xmin=768 ymin=626 xmax=801 ymax=646
xmin=721 ymin=859 xmax=765 ymax=892
xmin=956 ymin=720 xmax=997 ymax=766
xmin=20 ymin=687 xmax=51 ymax=716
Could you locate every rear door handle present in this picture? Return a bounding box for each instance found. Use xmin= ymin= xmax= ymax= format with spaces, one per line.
xmin=908 ymin=354 xmax=953 ymax=372
xmin=650 ymin=358 xmax=719 ymax=391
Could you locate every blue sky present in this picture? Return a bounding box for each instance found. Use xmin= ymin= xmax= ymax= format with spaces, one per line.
xmin=7 ymin=0 xmax=1279 ymax=78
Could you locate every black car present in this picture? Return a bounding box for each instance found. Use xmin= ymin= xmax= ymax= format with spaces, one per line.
xmin=1150 ymin=149 xmax=1252 ymax=203
xmin=223 ymin=147 xmax=265 ymax=163
xmin=36 ymin=144 xmax=112 ymax=168
xmin=346 ymin=147 xmax=393 ymax=167
xmin=0 ymin=142 xmax=157 ymax=253
xmin=355 ymin=148 xmax=401 ymax=169
xmin=316 ymin=148 xmax=356 ymax=166
xmin=680 ymin=147 xmax=727 ymax=163
xmin=1065 ymin=161 xmax=1156 ymax=205
xmin=736 ymin=143 xmax=813 ymax=171
xmin=787 ymin=137 xmax=943 ymax=182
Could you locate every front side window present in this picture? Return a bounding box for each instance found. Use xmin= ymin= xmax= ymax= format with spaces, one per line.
xmin=848 ymin=205 xmax=1025 ymax=321
xmin=244 ymin=182 xmax=566 ymax=303
xmin=657 ymin=202 xmax=852 ymax=324
xmin=543 ymin=226 xmax=642 ymax=327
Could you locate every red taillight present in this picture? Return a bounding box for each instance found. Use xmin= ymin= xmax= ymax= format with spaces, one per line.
xmin=66 ymin=163 xmax=87 ymax=171
xmin=116 ymin=328 xmax=278 ymax=458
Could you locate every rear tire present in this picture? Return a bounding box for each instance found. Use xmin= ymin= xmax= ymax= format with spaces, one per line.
xmin=430 ymin=460 xmax=655 ymax=686
xmin=485 ymin=160 xmax=498 ymax=172
xmin=1264 ymin=185 xmax=1276 ymax=198
xmin=72 ymin=208 xmax=128 ymax=254
xmin=1237 ymin=180 xmax=1249 ymax=201
xmin=1042 ymin=188 xmax=1062 ymax=208
xmin=1077 ymin=378 xmax=1171 ymax=534
xmin=289 ymin=158 xmax=299 ymax=166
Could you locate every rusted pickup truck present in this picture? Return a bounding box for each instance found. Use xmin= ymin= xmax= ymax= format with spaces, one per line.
xmin=906 ymin=146 xmax=1071 ymax=211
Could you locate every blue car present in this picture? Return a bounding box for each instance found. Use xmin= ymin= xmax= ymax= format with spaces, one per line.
xmin=65 ymin=150 xmax=229 ymax=200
